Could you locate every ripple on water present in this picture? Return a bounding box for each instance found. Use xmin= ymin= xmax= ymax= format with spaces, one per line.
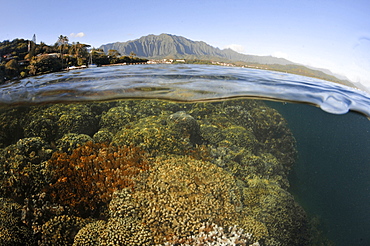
xmin=0 ymin=64 xmax=369 ymax=116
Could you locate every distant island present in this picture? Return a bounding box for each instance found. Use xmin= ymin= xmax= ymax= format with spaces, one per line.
xmin=0 ymin=33 xmax=354 ymax=87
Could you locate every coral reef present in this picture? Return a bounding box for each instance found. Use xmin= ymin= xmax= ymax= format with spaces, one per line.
xmin=242 ymin=177 xmax=310 ymax=245
xmin=46 ymin=141 xmax=149 ymax=217
xmin=113 ymin=115 xmax=200 ymax=156
xmin=55 ymin=133 xmax=94 ymax=154
xmin=73 ymin=189 xmax=153 ymax=245
xmin=166 ymin=111 xmax=203 ymax=145
xmin=99 ymin=106 xmax=132 ymax=134
xmin=0 ymin=137 xmax=53 ymax=201
xmin=132 ymin=155 xmax=249 ymax=244
xmin=0 ymin=98 xmax=317 ymax=245
xmin=24 ymin=104 xmax=99 ymax=141
xmin=40 ymin=215 xmax=91 ymax=246
xmin=164 ymin=222 xmax=260 ymax=246
xmin=0 ymin=107 xmax=28 ymax=147
xmin=0 ymin=197 xmax=35 ymax=245
xmin=92 ymin=130 xmax=113 ymax=143
xmin=248 ymin=105 xmax=297 ymax=168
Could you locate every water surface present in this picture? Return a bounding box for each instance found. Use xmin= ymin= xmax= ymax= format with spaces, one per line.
xmin=0 ymin=64 xmax=369 ymax=245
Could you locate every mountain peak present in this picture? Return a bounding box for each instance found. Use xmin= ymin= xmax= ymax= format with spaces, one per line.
xmin=100 ymin=34 xmax=293 ymax=65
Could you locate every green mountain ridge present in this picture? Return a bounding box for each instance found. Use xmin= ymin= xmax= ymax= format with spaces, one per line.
xmin=99 ymin=34 xmax=354 ymax=87
xmin=100 ymin=33 xmax=294 ymax=65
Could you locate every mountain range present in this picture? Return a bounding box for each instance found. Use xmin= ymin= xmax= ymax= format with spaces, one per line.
xmin=100 ymin=33 xmax=294 ymax=65
xmin=100 ymin=33 xmax=353 ymax=86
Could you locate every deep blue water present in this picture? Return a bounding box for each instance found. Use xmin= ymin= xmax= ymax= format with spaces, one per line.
xmin=268 ymin=101 xmax=370 ymax=245
xmin=2 ymin=64 xmax=370 ymax=245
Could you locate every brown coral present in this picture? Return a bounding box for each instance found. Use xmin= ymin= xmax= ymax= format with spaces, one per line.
xmin=45 ymin=141 xmax=149 ymax=217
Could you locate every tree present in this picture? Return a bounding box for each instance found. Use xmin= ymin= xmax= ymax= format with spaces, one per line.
xmin=91 ymin=49 xmax=109 ymax=65
xmin=29 ymin=54 xmax=62 ymax=75
xmin=69 ymin=42 xmax=90 ymax=66
xmin=129 ymin=51 xmax=136 ymax=59
xmin=108 ymin=49 xmax=121 ymax=57
xmin=0 ymin=65 xmax=5 ymax=84
xmin=4 ymin=59 xmax=19 ymax=78
xmin=108 ymin=49 xmax=121 ymax=64
xmin=57 ymin=35 xmax=69 ymax=68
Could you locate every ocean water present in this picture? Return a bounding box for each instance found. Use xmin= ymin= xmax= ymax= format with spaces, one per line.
xmin=0 ymin=64 xmax=369 ymax=245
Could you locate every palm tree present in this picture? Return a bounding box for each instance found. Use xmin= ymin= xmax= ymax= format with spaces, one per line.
xmin=71 ymin=42 xmax=90 ymax=65
xmin=57 ymin=35 xmax=69 ymax=68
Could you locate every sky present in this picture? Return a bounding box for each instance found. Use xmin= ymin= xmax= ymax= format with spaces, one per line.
xmin=1 ymin=0 xmax=370 ymax=90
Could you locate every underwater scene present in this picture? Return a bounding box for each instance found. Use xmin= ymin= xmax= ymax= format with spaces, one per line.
xmin=0 ymin=64 xmax=369 ymax=246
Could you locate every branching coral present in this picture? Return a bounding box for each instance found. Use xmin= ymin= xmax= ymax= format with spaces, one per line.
xmin=45 ymin=141 xmax=149 ymax=217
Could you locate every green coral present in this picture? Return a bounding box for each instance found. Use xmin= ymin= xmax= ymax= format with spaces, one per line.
xmin=99 ymin=106 xmax=132 ymax=134
xmin=113 ymin=115 xmax=199 ymax=156
xmin=0 ymin=107 xmax=28 ymax=147
xmin=55 ymin=133 xmax=93 ymax=154
xmin=24 ymin=104 xmax=99 ymax=141
xmin=0 ymin=137 xmax=53 ymax=200
xmin=0 ymin=198 xmax=35 ymax=245
xmin=40 ymin=215 xmax=91 ymax=246
xmin=242 ymin=177 xmax=310 ymax=245
xmin=92 ymin=130 xmax=113 ymax=143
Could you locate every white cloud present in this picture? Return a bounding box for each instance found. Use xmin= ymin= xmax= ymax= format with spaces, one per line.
xmin=224 ymin=44 xmax=246 ymax=53
xmin=70 ymin=32 xmax=85 ymax=38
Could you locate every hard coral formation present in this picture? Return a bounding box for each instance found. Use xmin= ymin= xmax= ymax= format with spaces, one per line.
xmin=73 ymin=189 xmax=153 ymax=245
xmin=113 ymin=114 xmax=200 ymax=156
xmin=46 ymin=141 xmax=149 ymax=217
xmin=242 ymin=177 xmax=309 ymax=245
xmin=24 ymin=104 xmax=99 ymax=141
xmin=0 ymin=107 xmax=28 ymax=147
xmin=0 ymin=137 xmax=53 ymax=201
xmin=55 ymin=133 xmax=93 ymax=154
xmin=167 ymin=111 xmax=202 ymax=145
xmin=0 ymin=198 xmax=35 ymax=245
xmin=132 ymin=155 xmax=250 ymax=244
xmin=99 ymin=106 xmax=132 ymax=134
xmin=165 ymin=222 xmax=260 ymax=246
xmin=40 ymin=215 xmax=91 ymax=246
xmin=0 ymin=98 xmax=316 ymax=245
xmin=249 ymin=105 xmax=297 ymax=168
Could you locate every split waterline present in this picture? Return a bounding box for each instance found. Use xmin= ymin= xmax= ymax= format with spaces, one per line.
xmin=0 ymin=64 xmax=369 ymax=245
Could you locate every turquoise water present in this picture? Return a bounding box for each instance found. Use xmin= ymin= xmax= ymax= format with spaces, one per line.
xmin=0 ymin=64 xmax=369 ymax=245
xmin=268 ymin=101 xmax=370 ymax=245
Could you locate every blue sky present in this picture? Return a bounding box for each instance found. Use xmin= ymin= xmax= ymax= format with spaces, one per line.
xmin=1 ymin=0 xmax=370 ymax=90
